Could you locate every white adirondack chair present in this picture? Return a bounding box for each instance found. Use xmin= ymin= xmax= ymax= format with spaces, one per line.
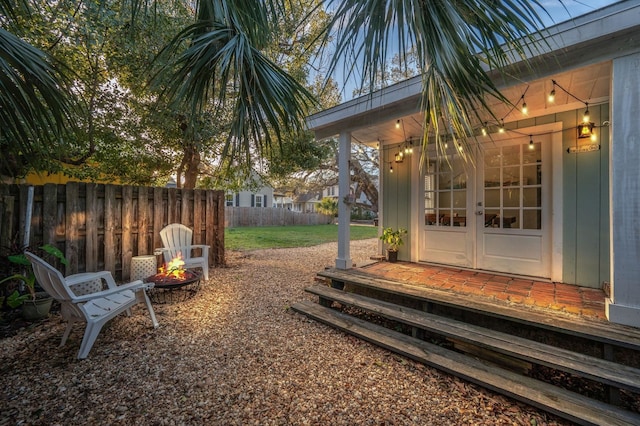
xmin=158 ymin=223 xmax=210 ymax=280
xmin=25 ymin=252 xmax=159 ymax=360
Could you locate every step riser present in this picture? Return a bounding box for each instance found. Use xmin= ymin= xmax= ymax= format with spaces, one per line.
xmin=292 ymin=301 xmax=640 ymax=426
xmin=307 ymin=285 xmax=640 ymax=393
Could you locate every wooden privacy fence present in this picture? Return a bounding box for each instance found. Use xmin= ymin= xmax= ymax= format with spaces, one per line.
xmin=0 ymin=183 xmax=225 ymax=281
xmin=225 ymin=207 xmax=332 ymax=227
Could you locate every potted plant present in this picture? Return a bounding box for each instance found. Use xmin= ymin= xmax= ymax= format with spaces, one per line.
xmin=0 ymin=244 xmax=68 ymax=320
xmin=379 ymin=227 xmax=407 ymax=262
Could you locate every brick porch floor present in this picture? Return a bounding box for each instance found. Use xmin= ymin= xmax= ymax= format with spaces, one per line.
xmin=361 ymin=261 xmax=607 ymax=321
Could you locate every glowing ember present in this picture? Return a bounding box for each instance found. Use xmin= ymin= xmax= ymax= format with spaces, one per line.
xmin=158 ymin=253 xmax=187 ymax=281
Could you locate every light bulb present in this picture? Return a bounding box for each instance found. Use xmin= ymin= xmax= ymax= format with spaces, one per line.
xmin=583 ymin=105 xmax=590 ymax=123
xmin=548 ymin=89 xmax=555 ymax=103
xmin=395 ymin=120 xmax=400 ymax=129
xmin=522 ymin=101 xmax=528 ymax=115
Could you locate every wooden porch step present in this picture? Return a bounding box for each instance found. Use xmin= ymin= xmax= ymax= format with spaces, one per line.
xmin=291 ymin=300 xmax=640 ymax=426
xmin=305 ymin=285 xmax=640 ymax=393
xmin=317 ymin=268 xmax=640 ymax=352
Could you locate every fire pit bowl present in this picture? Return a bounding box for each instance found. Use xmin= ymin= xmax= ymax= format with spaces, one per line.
xmin=145 ymin=269 xmax=201 ymax=304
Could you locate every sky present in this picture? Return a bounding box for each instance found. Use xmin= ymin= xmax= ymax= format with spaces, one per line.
xmin=335 ymin=0 xmax=622 ymax=101
xmin=539 ymin=0 xmax=621 ymax=25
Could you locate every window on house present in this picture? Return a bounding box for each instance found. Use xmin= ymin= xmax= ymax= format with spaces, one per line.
xmin=226 ymin=194 xmax=234 ymax=207
xmin=255 ymin=194 xmax=263 ymax=208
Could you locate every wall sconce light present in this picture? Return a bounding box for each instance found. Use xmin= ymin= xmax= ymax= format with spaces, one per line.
xmin=577 ymin=122 xmax=595 ymax=139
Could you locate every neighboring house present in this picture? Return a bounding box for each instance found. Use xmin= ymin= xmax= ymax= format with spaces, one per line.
xmin=306 ymin=1 xmax=640 ymax=328
xmin=322 ymin=183 xmax=374 ymax=210
xmin=273 ymin=192 xmax=293 ymax=210
xmin=292 ymin=192 xmax=321 ymax=213
xmin=225 ymin=180 xmax=274 ymax=208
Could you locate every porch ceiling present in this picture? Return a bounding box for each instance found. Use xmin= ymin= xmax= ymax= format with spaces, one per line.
xmin=348 ymin=62 xmax=612 ymax=148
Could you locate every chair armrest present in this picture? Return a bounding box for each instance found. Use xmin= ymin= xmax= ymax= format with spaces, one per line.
xmin=71 ymin=280 xmax=153 ymax=303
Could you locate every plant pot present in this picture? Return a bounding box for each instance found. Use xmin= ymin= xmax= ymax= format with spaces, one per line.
xmin=22 ymin=292 xmax=53 ymax=321
xmin=387 ymin=249 xmax=398 ymax=263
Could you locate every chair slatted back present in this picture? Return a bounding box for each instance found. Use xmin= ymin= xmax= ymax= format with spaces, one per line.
xmin=25 ymin=252 xmax=85 ymax=321
xmin=24 ymin=252 xmax=74 ymax=301
xmin=160 ymin=224 xmax=194 ymax=261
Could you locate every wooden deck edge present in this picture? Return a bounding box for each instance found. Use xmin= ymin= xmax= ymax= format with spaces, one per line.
xmin=304 ymin=285 xmax=640 ymax=393
xmin=291 ymin=301 xmax=640 ymax=426
xmin=316 ymin=268 xmax=640 ymax=350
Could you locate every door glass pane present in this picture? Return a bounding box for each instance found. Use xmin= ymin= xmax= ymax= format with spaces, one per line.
xmin=452 ymin=210 xmax=466 ymax=227
xmin=523 ymin=142 xmax=541 ymax=164
xmin=453 ymin=190 xmax=466 ymax=208
xmin=425 ymin=209 xmax=438 ymax=225
xmin=485 ymin=168 xmax=500 ymax=187
xmin=439 ymin=192 xmax=451 ymax=208
xmin=502 ymin=145 xmax=520 ymax=166
xmin=523 ymin=210 xmax=542 ymax=230
xmin=523 ymin=188 xmax=541 ymax=208
xmin=503 ymin=188 xmax=520 ymax=208
xmin=485 ymin=209 xmax=500 ymax=227
xmin=502 ymin=209 xmax=519 ymax=228
xmin=484 ymin=148 xmax=501 ymax=167
xmin=523 ymin=165 xmax=541 ymax=185
xmin=438 ymin=173 xmax=451 ymax=190
xmin=485 ymin=189 xmax=500 ymax=208
xmin=452 ymin=157 xmax=466 ymax=189
xmin=503 ymin=166 xmax=520 ymax=186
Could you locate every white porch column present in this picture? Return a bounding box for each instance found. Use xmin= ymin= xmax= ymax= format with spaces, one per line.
xmin=607 ymin=52 xmax=640 ymax=328
xmin=336 ymin=131 xmax=352 ymax=270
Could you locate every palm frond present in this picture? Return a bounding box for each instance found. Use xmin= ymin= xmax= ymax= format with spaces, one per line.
xmin=0 ymin=28 xmax=77 ymax=177
xmin=326 ymin=0 xmax=550 ymax=162
xmin=156 ymin=0 xmax=317 ymax=169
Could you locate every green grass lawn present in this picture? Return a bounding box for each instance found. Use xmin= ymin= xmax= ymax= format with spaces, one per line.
xmin=225 ymin=224 xmax=378 ymax=251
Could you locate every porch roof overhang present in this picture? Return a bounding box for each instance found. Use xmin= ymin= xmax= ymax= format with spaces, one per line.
xmin=306 ymin=0 xmax=640 ymax=146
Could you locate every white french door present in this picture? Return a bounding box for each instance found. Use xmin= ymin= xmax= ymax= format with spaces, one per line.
xmin=420 ymin=132 xmax=553 ymax=279
xmin=475 ymin=134 xmax=551 ymax=277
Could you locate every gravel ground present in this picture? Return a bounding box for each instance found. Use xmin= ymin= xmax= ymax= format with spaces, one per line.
xmin=1 ymin=239 xmax=570 ymax=425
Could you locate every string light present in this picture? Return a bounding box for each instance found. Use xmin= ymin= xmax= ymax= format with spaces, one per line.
xmin=521 ymin=96 xmax=528 ymax=115
xmin=499 ymin=119 xmax=505 ymax=133
xmin=529 ymin=135 xmax=534 ymax=150
xmin=395 ymin=119 xmax=401 ymax=129
xmin=481 ymin=122 xmax=487 ymax=136
xmin=548 ymin=81 xmax=556 ymax=102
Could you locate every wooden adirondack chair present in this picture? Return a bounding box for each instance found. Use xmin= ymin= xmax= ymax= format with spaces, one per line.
xmin=25 ymin=252 xmax=159 ymax=359
xmin=158 ymin=223 xmax=210 ymax=281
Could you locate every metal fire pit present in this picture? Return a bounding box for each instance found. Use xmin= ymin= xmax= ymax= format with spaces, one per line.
xmin=145 ymin=269 xmax=201 ymax=304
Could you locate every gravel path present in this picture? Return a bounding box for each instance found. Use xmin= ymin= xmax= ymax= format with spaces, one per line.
xmin=1 ymin=239 xmax=569 ymax=425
